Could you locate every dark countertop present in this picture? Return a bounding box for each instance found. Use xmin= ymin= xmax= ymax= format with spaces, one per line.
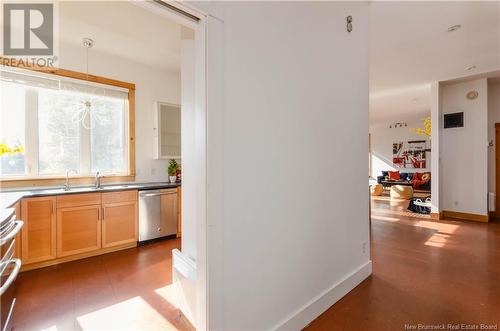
xmin=0 ymin=182 xmax=181 ymax=210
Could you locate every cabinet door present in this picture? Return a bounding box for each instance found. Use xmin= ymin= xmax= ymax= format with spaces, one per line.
xmin=160 ymin=189 xmax=178 ymax=237
xmin=102 ymin=201 xmax=137 ymax=248
xmin=21 ymin=197 xmax=57 ymax=264
xmin=56 ymin=205 xmax=101 ymax=257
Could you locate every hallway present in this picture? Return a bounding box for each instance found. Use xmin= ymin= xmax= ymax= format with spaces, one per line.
xmin=306 ymin=197 xmax=500 ymax=330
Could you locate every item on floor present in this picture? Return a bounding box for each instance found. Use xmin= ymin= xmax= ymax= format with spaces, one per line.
xmin=370 ymin=184 xmax=383 ymax=196
xmin=390 ymin=185 xmax=414 ymax=199
xmin=408 ymin=196 xmax=431 ymax=214
xmin=168 ymin=159 xmax=178 ymax=183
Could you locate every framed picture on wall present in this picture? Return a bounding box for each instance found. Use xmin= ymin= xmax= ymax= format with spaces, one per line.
xmin=392 ymin=140 xmax=427 ymax=168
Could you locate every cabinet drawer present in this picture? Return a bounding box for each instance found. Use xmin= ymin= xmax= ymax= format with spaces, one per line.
xmin=102 ymin=190 xmax=138 ymax=204
xmin=57 ymin=193 xmax=101 ymax=209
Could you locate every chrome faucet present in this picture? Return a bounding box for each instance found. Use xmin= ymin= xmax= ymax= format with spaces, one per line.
xmin=63 ymin=170 xmax=71 ymax=191
xmin=95 ymin=170 xmax=104 ymax=189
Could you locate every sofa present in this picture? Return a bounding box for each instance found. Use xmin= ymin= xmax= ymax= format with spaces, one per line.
xmin=377 ymin=170 xmax=431 ymax=191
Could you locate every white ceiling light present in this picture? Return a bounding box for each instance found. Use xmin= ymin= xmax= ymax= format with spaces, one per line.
xmin=447 ymin=24 xmax=461 ymax=32
xmin=71 ymin=37 xmax=106 ymax=130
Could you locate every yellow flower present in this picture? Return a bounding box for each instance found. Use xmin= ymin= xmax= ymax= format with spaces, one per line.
xmin=0 ymin=143 xmax=25 ymax=156
xmin=411 ymin=117 xmax=431 ymax=137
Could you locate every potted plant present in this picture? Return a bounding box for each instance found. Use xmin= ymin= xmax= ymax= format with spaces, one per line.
xmin=168 ymin=159 xmax=178 ymax=183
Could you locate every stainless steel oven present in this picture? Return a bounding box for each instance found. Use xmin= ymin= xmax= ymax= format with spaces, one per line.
xmin=0 ymin=208 xmax=24 ymax=331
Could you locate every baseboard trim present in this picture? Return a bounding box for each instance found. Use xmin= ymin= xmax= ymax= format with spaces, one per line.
xmin=489 ymin=211 xmax=500 ymax=219
xmin=430 ymin=212 xmax=442 ymax=220
xmin=274 ymin=260 xmax=372 ymax=331
xmin=21 ymin=242 xmax=137 ymax=271
xmin=442 ymin=210 xmax=489 ymax=223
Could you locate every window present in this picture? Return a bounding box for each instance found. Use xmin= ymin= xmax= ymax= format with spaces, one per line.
xmin=38 ymin=88 xmax=81 ymax=175
xmin=0 ymin=82 xmax=26 ymax=175
xmin=0 ymin=67 xmax=132 ymax=179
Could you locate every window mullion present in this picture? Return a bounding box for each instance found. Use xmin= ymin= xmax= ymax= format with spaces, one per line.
xmin=80 ymin=122 xmax=91 ymax=175
xmin=25 ymin=89 xmax=39 ymax=176
xmin=123 ymin=99 xmax=129 ymax=175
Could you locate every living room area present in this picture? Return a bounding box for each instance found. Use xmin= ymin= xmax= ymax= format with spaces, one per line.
xmin=369 ymin=117 xmax=432 ymax=216
xmin=368 ymin=1 xmax=499 ymax=222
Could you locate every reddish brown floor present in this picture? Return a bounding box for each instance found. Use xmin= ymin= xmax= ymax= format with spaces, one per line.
xmin=13 ymin=238 xmax=194 ymax=331
xmin=306 ymin=196 xmax=500 ymax=331
xmin=13 ymin=199 xmax=500 ymax=331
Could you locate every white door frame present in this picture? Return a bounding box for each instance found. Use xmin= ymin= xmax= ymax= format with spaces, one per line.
xmin=130 ymin=1 xmax=213 ymax=329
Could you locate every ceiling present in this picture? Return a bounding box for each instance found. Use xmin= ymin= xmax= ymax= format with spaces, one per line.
xmin=369 ymin=1 xmax=500 ymax=125
xmin=59 ymin=1 xmax=182 ymax=73
xmin=58 ymin=1 xmax=499 ymax=112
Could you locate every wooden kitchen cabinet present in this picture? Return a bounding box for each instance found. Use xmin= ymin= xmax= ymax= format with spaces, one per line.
xmin=21 ymin=196 xmax=57 ymax=264
xmin=19 ymin=190 xmax=141 ymax=271
xmin=102 ymin=191 xmax=138 ymax=248
xmin=177 ymin=186 xmax=181 ymax=238
xmin=160 ymin=188 xmax=178 ymax=237
xmin=56 ymin=205 xmax=101 ymax=257
xmin=56 ymin=192 xmax=101 ymax=209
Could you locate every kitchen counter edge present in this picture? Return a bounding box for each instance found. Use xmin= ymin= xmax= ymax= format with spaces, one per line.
xmin=0 ymin=182 xmax=181 ymax=210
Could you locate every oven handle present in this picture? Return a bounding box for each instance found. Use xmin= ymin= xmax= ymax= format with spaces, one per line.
xmin=0 ymin=259 xmax=21 ymax=296
xmin=0 ymin=221 xmax=24 ymax=246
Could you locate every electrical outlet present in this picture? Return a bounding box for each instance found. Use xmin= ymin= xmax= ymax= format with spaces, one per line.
xmin=454 ymin=201 xmax=459 ymax=206
xmin=151 ymin=168 xmax=156 ymax=175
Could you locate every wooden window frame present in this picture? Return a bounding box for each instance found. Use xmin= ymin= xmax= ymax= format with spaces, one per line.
xmin=0 ymin=57 xmax=136 ymax=188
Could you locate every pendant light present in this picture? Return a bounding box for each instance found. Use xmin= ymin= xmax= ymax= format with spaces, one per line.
xmin=71 ymin=37 xmax=105 ymax=130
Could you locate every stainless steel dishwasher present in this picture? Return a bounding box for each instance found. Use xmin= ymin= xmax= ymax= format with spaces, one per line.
xmin=138 ymin=188 xmax=178 ymax=243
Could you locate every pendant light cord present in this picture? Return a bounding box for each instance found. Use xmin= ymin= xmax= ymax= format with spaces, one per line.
xmin=85 ymin=42 xmax=90 ymax=84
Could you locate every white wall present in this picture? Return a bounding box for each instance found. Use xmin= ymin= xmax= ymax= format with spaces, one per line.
xmin=440 ymin=78 xmax=488 ymax=215
xmin=487 ymin=82 xmax=500 ymax=197
xmin=201 ymin=2 xmax=371 ymax=330
xmin=180 ymin=28 xmax=196 ymax=261
xmin=370 ymin=120 xmax=431 ymax=179
xmin=58 ymin=43 xmax=181 ymax=182
xmin=58 ymin=1 xmax=182 ymax=183
xmin=430 ymin=82 xmax=441 ymax=214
